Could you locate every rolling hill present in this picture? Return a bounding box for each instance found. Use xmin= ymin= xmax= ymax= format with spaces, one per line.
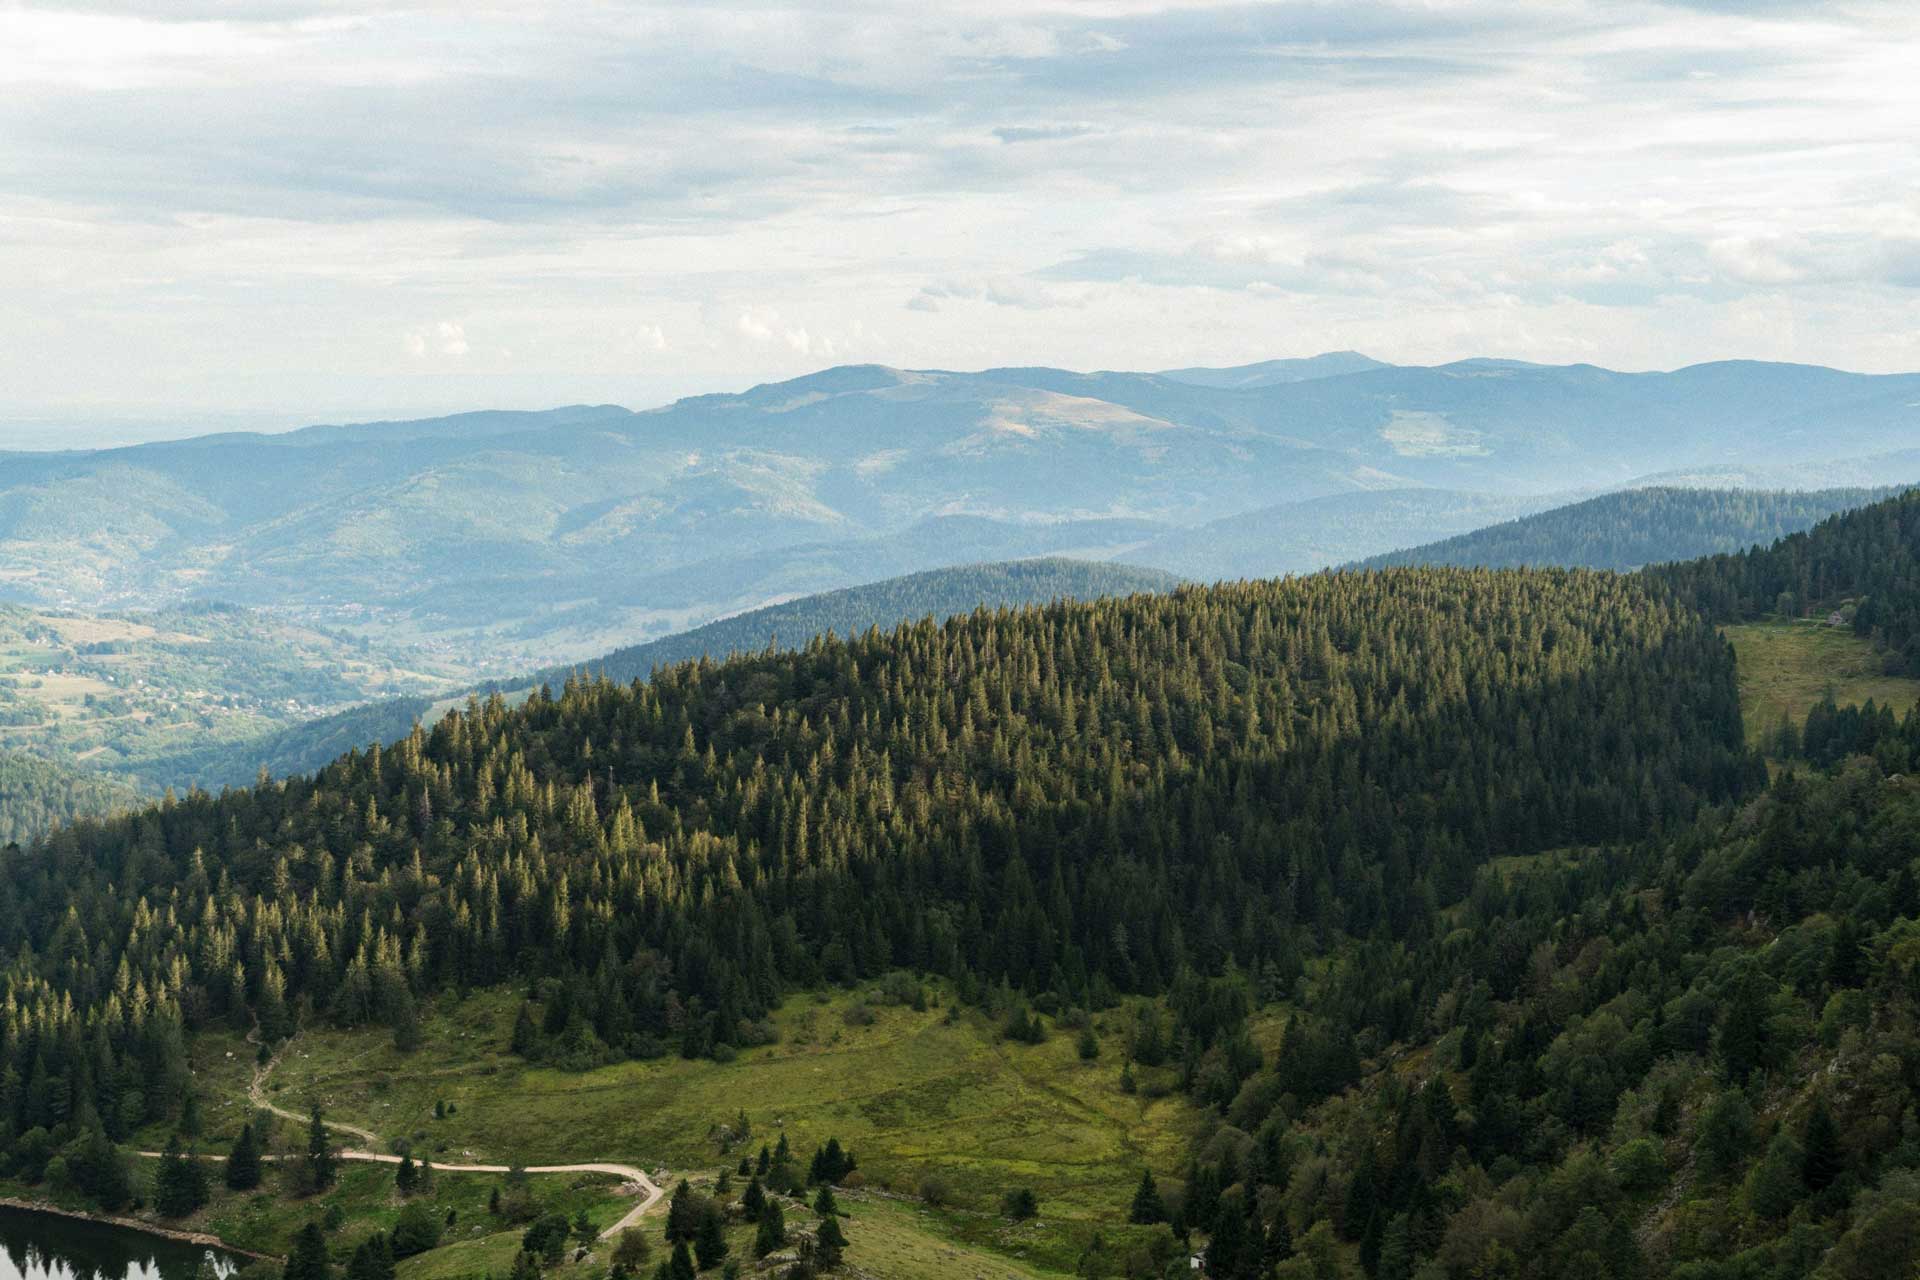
xmin=7 ymin=357 xmax=1920 ymax=667
xmin=141 ymin=557 xmax=1178 ymax=791
xmin=1128 ymin=488 xmax=1568 ymax=581
xmin=0 ymin=748 xmax=137 ymax=845
xmin=1355 ymin=485 xmax=1904 ymax=574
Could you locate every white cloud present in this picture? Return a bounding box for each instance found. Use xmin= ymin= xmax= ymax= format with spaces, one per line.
xmin=5 ymin=0 xmax=1920 ymax=421
xmin=403 ymin=320 xmax=468 ymax=358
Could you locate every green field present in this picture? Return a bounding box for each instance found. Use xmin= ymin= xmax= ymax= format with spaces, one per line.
xmin=0 ymin=1154 xmax=629 ymax=1273
xmin=236 ymin=983 xmax=1197 ymax=1276
xmin=1725 ymin=620 xmax=1920 ymax=747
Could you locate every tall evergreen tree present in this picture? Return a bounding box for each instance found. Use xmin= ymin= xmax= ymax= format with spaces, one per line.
xmin=226 ymin=1122 xmax=262 ymax=1191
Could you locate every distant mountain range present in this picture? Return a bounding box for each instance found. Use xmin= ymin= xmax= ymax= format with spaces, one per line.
xmin=4 ymin=355 xmax=1920 ymax=668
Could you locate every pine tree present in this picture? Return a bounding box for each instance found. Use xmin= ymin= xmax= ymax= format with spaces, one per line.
xmin=396 ymin=1154 xmax=418 ymax=1195
xmin=226 ymin=1122 xmax=262 ymax=1191
xmin=754 ymin=1200 xmax=786 ymax=1257
xmin=308 ymin=1106 xmax=337 ymax=1189
xmin=1802 ymin=1093 xmax=1844 ymax=1192
xmin=284 ymin=1223 xmax=333 ymax=1280
xmin=155 ymin=1135 xmax=209 ymax=1217
xmin=1128 ymin=1169 xmax=1165 ymax=1224
xmin=668 ymin=1240 xmax=696 ymax=1280
xmin=665 ymin=1179 xmax=697 ymax=1243
xmin=347 ymin=1235 xmax=389 ymax=1280
xmin=815 ymin=1214 xmax=848 ymax=1268
xmin=1342 ymin=1144 xmax=1377 ymax=1242
xmin=813 ymin=1185 xmax=838 ymax=1218
xmin=742 ymin=1176 xmax=767 ymax=1222
xmin=693 ymin=1205 xmax=729 ymax=1271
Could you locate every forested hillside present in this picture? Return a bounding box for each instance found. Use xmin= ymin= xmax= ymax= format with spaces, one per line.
xmin=1196 ymin=742 xmax=1920 ymax=1280
xmin=146 ymin=558 xmax=1176 ymax=791
xmin=19 ymin=487 xmax=1920 ymax=1278
xmin=1357 ymin=487 xmax=1900 ymax=574
xmin=523 ymin=557 xmax=1179 ymax=688
xmin=1652 ymin=488 xmax=1920 ymax=674
xmin=0 ymin=750 xmax=135 ymax=845
xmin=0 ymin=567 xmax=1748 ymax=1137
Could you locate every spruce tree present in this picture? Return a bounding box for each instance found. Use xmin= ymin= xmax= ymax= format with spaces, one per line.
xmin=284 ymin=1223 xmax=333 ymax=1280
xmin=308 ymin=1106 xmax=337 ymax=1189
xmin=1128 ymin=1169 xmax=1165 ymax=1224
xmin=754 ymin=1200 xmax=786 ymax=1257
xmin=668 ymin=1241 xmax=696 ymax=1280
xmin=1342 ymin=1145 xmax=1377 ymax=1242
xmin=1802 ymin=1093 xmax=1844 ymax=1192
xmin=665 ymin=1179 xmax=697 ymax=1244
xmin=155 ymin=1135 xmax=208 ymax=1218
xmin=693 ymin=1205 xmax=728 ymax=1271
xmin=742 ymin=1176 xmax=767 ymax=1223
xmin=816 ymin=1214 xmax=848 ymax=1268
xmin=226 ymin=1122 xmax=262 ymax=1191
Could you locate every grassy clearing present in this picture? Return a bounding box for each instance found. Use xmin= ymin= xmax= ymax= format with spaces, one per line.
xmin=246 ymin=983 xmax=1200 ymax=1276
xmin=0 ymin=1159 xmax=628 ymax=1268
xmin=1726 ymin=621 xmax=1920 ymax=747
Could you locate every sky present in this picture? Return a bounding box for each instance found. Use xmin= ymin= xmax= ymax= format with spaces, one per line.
xmin=3 ymin=0 xmax=1919 ymax=442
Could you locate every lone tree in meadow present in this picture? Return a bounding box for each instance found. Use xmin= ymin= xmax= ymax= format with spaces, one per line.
xmin=307 ymin=1106 xmax=337 ymax=1189
xmin=226 ymin=1122 xmax=262 ymax=1191
xmin=1128 ymin=1169 xmax=1166 ymax=1224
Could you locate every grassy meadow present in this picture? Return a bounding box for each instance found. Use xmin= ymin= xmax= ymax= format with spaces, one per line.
xmin=1724 ymin=620 xmax=1920 ymax=747
xmin=215 ymin=982 xmax=1199 ymax=1276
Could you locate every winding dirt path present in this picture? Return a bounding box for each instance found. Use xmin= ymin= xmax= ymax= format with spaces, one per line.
xmin=228 ymin=1036 xmax=664 ymax=1238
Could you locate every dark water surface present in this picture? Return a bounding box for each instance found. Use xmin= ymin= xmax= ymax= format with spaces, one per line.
xmin=0 ymin=1208 xmax=240 ymax=1280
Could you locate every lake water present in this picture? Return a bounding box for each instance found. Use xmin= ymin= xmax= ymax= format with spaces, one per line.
xmin=0 ymin=1209 xmax=241 ymax=1280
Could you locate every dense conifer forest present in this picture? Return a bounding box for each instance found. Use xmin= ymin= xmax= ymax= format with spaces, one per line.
xmin=0 ymin=567 xmax=1746 ymax=1124
xmin=1652 ymin=488 xmax=1920 ymax=674
xmin=1358 ymin=486 xmax=1900 ymax=576
xmin=0 ymin=751 xmax=135 ymax=846
xmin=8 ymin=488 xmax=1920 ymax=1279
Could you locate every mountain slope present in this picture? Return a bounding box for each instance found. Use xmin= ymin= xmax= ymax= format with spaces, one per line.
xmin=140 ymin=557 xmax=1179 ymax=790
xmin=1129 ymin=488 xmax=1567 ymax=581
xmin=0 ymin=748 xmax=136 ymax=844
xmin=1652 ymin=486 xmax=1920 ymax=673
xmin=523 ymin=556 xmax=1179 ymax=688
xmin=1356 ymin=485 xmax=1904 ymax=574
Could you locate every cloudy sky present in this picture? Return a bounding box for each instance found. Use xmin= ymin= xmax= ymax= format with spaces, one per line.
xmin=3 ymin=0 xmax=1918 ymax=438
